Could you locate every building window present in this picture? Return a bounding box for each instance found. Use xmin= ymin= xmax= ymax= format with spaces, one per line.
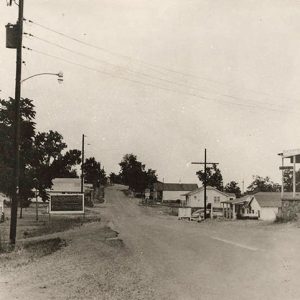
xmin=214 ymin=196 xmax=220 ymax=204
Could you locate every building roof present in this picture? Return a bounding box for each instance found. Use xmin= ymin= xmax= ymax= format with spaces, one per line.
xmin=156 ymin=183 xmax=198 ymax=192
xmin=252 ymin=192 xmax=281 ymax=208
xmin=51 ymin=178 xmax=81 ymax=192
xmin=226 ymin=193 xmax=236 ymax=198
xmin=186 ymin=186 xmax=235 ymax=198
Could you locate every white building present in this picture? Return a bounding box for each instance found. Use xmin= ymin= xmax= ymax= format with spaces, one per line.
xmin=223 ymin=192 xmax=281 ymax=221
xmin=51 ymin=178 xmax=81 ymax=193
xmin=184 ymin=186 xmax=236 ymax=209
xmin=242 ymin=193 xmax=281 ymax=221
xmin=153 ymin=182 xmax=198 ymax=202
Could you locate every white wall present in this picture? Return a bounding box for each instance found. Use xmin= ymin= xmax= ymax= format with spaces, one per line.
xmin=243 ymin=198 xmax=278 ymax=221
xmin=187 ymin=189 xmax=231 ymax=208
xmin=162 ymin=191 xmax=187 ymax=201
xmin=260 ymin=207 xmax=278 ymax=221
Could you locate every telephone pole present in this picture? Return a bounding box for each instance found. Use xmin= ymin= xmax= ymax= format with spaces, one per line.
xmin=9 ymin=0 xmax=24 ymax=245
xmin=81 ymin=134 xmax=85 ymax=193
xmin=192 ymin=149 xmax=219 ymax=220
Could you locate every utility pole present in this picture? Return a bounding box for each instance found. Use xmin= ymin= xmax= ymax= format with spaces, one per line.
xmin=81 ymin=134 xmax=85 ymax=193
xmin=9 ymin=0 xmax=24 ymax=245
xmin=192 ymin=149 xmax=219 ymax=220
xmin=242 ymin=180 xmax=245 ymax=195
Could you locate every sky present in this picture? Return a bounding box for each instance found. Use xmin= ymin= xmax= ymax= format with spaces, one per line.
xmin=1 ymin=0 xmax=300 ymax=191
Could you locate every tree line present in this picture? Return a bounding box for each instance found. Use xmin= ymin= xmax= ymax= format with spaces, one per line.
xmin=0 ymin=97 xmax=106 ymax=214
xmin=196 ymin=164 xmax=281 ymax=197
xmin=108 ymin=155 xmax=284 ymax=198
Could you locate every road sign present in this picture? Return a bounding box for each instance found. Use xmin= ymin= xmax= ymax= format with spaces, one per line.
xmin=49 ymin=194 xmax=84 ymax=214
xmin=279 ymin=166 xmax=294 ymax=170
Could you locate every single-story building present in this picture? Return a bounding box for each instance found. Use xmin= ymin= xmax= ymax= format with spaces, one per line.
xmin=184 ymin=186 xmax=236 ymax=208
xmin=223 ymin=192 xmax=281 ymax=221
xmin=153 ymin=182 xmax=198 ymax=202
xmin=51 ymin=178 xmax=81 ymax=193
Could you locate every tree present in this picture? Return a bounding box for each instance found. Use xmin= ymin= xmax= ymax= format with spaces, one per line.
xmin=196 ymin=164 xmax=223 ymax=191
xmin=282 ymin=169 xmax=300 ymax=192
xmin=119 ymin=154 xmax=158 ymax=192
xmin=0 ymin=97 xmax=36 ymax=210
xmin=145 ymin=168 xmax=158 ymax=190
xmin=224 ymin=181 xmax=242 ymax=198
xmin=247 ymin=175 xmax=280 ymax=193
xmin=109 ymin=172 xmax=122 ymax=184
xmin=83 ymin=157 xmax=107 ymax=188
xmin=31 ymin=131 xmax=81 ymax=200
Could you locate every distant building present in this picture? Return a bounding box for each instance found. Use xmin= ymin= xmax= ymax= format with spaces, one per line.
xmin=223 ymin=192 xmax=281 ymax=221
xmin=184 ymin=186 xmax=236 ymax=214
xmin=51 ymin=178 xmax=81 ymax=193
xmin=153 ymin=182 xmax=198 ymax=202
xmin=50 ymin=178 xmax=94 ymax=201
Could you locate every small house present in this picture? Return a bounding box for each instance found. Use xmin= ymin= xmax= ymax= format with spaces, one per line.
xmin=241 ymin=192 xmax=281 ymax=221
xmin=153 ymin=182 xmax=198 ymax=202
xmin=184 ymin=186 xmax=236 ymax=208
xmin=223 ymin=192 xmax=281 ymax=221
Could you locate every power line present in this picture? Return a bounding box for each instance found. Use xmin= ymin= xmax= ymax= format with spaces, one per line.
xmin=24 ymin=46 xmax=299 ymax=114
xmin=24 ymin=17 xmax=300 ymax=107
xmin=24 ymin=33 xmax=291 ymax=111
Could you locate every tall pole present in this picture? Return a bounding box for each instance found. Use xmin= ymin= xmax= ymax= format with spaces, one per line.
xmin=204 ymin=148 xmax=207 ymax=220
xmin=35 ymin=188 xmax=38 ymax=221
xmin=10 ymin=0 xmax=24 ymax=245
xmin=191 ymin=149 xmax=218 ymax=221
xmin=81 ymin=134 xmax=85 ymax=193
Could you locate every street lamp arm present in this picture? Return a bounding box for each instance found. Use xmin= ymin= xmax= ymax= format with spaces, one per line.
xmin=21 ymin=72 xmax=63 ymax=83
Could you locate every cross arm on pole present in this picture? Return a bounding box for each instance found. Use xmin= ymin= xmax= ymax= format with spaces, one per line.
xmin=191 ymin=162 xmax=219 ymax=165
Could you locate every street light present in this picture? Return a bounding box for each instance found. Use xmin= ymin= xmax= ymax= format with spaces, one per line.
xmin=21 ymin=72 xmax=64 ymax=84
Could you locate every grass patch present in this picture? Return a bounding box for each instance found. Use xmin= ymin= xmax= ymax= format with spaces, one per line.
xmin=0 ymin=237 xmax=66 ymax=269
xmin=23 ymin=237 xmax=66 ymax=256
xmin=23 ymin=216 xmax=101 ymax=239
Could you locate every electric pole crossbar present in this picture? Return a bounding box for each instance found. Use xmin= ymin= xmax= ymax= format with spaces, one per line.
xmin=192 ymin=149 xmax=219 ymax=220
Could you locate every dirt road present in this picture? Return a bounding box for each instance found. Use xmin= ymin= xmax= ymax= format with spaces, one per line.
xmin=1 ymin=184 xmax=300 ymax=299
xmin=102 ymin=185 xmax=300 ymax=300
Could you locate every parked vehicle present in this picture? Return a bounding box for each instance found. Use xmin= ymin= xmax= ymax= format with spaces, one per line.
xmin=190 ymin=209 xmax=211 ymax=221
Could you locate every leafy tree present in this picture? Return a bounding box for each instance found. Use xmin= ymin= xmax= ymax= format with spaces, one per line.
xmin=224 ymin=181 xmax=242 ymax=198
xmin=247 ymin=175 xmax=280 ymax=193
xmin=119 ymin=154 xmax=158 ymax=192
xmin=109 ymin=172 xmax=122 ymax=184
xmin=196 ymin=164 xmax=223 ymax=191
xmin=0 ymin=97 xmax=36 ymax=210
xmin=31 ymin=131 xmax=81 ymax=200
xmin=83 ymin=157 xmax=107 ymax=188
xmin=145 ymin=168 xmax=158 ymax=190
xmin=282 ymin=169 xmax=300 ymax=192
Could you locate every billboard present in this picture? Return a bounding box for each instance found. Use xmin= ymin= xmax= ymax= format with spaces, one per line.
xmin=49 ymin=194 xmax=84 ymax=214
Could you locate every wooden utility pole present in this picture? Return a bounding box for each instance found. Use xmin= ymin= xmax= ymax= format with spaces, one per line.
xmin=81 ymin=134 xmax=85 ymax=193
xmin=9 ymin=0 xmax=24 ymax=245
xmin=192 ymin=149 xmax=219 ymax=220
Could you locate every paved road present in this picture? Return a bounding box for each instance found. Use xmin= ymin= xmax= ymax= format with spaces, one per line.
xmin=102 ymin=185 xmax=300 ymax=300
